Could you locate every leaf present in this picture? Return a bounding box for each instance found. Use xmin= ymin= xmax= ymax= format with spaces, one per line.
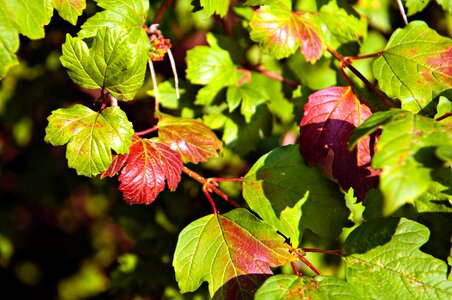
xmin=173 ymin=208 xmax=295 ymax=297
xmin=147 ymin=80 xmax=184 ymax=109
xmin=101 ymin=135 xmax=183 ymax=205
xmin=193 ymin=0 xmax=230 ymax=17
xmin=226 ymin=75 xmax=269 ymax=123
xmin=249 ymin=5 xmax=323 ymax=62
xmin=405 ymin=0 xmax=431 ymax=16
xmin=45 ymin=104 xmax=134 ymax=177
xmin=299 ymin=86 xmax=380 ymax=200
xmin=60 ymin=26 xmax=148 ymax=100
xmin=436 ymin=0 xmax=452 ymax=12
xmin=242 ymin=145 xmax=348 ymax=247
xmin=255 ymin=275 xmax=365 ymax=300
xmin=52 ymin=0 xmax=86 ymax=25
xmin=373 ymin=21 xmax=452 ymax=114
xmin=344 ymin=218 xmax=452 ymax=299
xmin=185 ymin=33 xmax=240 ymax=105
xmin=319 ymin=1 xmax=367 ymax=47
xmin=78 ymin=0 xmax=149 ymax=38
xmin=156 ymin=113 xmax=223 ymax=164
xmin=372 ymin=110 xmax=452 ymax=215
xmin=0 ymin=0 xmax=53 ymax=78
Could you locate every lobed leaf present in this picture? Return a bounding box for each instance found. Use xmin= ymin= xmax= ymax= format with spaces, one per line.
xmin=101 ymin=135 xmax=183 ymax=205
xmin=255 ymin=275 xmax=365 ymax=300
xmin=45 ymin=104 xmax=134 ymax=177
xmin=192 ymin=0 xmax=230 ymax=17
xmin=242 ymin=145 xmax=348 ymax=247
xmin=344 ymin=218 xmax=452 ymax=299
xmin=52 ymin=0 xmax=86 ymax=25
xmin=173 ymin=208 xmax=295 ymax=297
xmin=156 ymin=113 xmax=223 ymax=164
xmin=299 ymin=86 xmax=379 ymax=200
xmin=60 ymin=26 xmax=148 ymax=100
xmin=78 ymin=0 xmax=149 ymax=38
xmin=373 ymin=21 xmax=452 ymax=114
xmin=0 ymin=0 xmax=53 ymax=78
xmin=249 ymin=5 xmax=323 ymax=62
xmin=371 ymin=110 xmax=452 ymax=215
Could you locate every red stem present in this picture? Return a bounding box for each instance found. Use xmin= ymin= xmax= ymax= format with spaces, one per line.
xmin=301 ymin=248 xmax=344 ymax=256
xmin=245 ymin=64 xmax=300 ymax=88
xmin=182 ymin=167 xmax=241 ymax=209
xmin=135 ymin=125 xmax=158 ymax=136
xmin=436 ymin=112 xmax=452 ymax=122
xmin=202 ymin=186 xmax=220 ymax=214
xmin=291 ymin=261 xmax=302 ymax=277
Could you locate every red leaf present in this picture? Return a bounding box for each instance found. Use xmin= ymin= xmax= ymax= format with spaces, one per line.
xmin=299 ymin=86 xmax=380 ymax=200
xmin=156 ymin=113 xmax=223 ymax=164
xmin=102 ymin=135 xmax=183 ymax=204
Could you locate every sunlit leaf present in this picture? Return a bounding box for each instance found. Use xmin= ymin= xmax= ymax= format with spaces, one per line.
xmin=52 ymin=0 xmax=86 ymax=25
xmin=344 ymin=218 xmax=452 ymax=298
xmin=78 ymin=0 xmax=149 ymax=38
xmin=249 ymin=5 xmax=323 ymax=62
xmin=173 ymin=208 xmax=295 ymax=297
xmin=102 ymin=135 xmax=183 ymax=204
xmin=371 ymin=110 xmax=452 ymax=215
xmin=243 ymin=145 xmax=348 ymax=247
xmin=147 ymin=80 xmax=184 ymax=109
xmin=156 ymin=113 xmax=223 ymax=164
xmin=185 ymin=33 xmax=240 ymax=105
xmin=60 ymin=26 xmax=148 ymax=100
xmin=192 ymin=0 xmax=230 ymax=17
xmin=255 ymin=275 xmax=364 ymax=300
xmin=0 ymin=0 xmax=53 ymax=78
xmin=45 ymin=104 xmax=134 ymax=177
xmin=405 ymin=0 xmax=431 ymax=16
xmin=299 ymin=86 xmax=379 ymax=200
xmin=373 ymin=21 xmax=452 ymax=113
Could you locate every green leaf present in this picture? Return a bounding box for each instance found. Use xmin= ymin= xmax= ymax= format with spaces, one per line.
xmin=194 ymin=0 xmax=230 ymax=17
xmin=242 ymin=145 xmax=348 ymax=247
xmin=373 ymin=21 xmax=452 ymax=114
xmin=249 ymin=5 xmax=323 ymax=61
xmin=60 ymin=26 xmax=148 ymax=100
xmin=255 ymin=275 xmax=365 ymax=300
xmin=0 ymin=0 xmax=53 ymax=78
xmin=45 ymin=104 xmax=134 ymax=177
xmin=344 ymin=218 xmax=452 ymax=299
xmin=435 ymin=96 xmax=452 ymax=125
xmin=78 ymin=0 xmax=149 ymax=38
xmin=405 ymin=0 xmax=431 ymax=16
xmin=436 ymin=0 xmax=452 ymax=12
xmin=372 ymin=111 xmax=452 ymax=215
xmin=173 ymin=208 xmax=294 ymax=297
xmin=52 ymin=0 xmax=86 ymax=25
xmin=147 ymin=80 xmax=184 ymax=109
xmin=319 ymin=1 xmax=367 ymax=47
xmin=226 ymin=75 xmax=269 ymax=123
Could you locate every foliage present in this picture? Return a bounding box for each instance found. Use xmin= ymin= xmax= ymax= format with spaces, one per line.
xmin=0 ymin=0 xmax=451 ymax=299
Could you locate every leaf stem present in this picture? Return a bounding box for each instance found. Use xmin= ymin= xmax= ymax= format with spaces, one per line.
xmin=245 ymin=64 xmax=300 ymax=88
xmin=148 ymin=60 xmax=160 ymax=111
xmin=182 ymin=167 xmax=241 ymax=209
xmin=301 ymin=248 xmax=344 ymax=256
xmin=152 ymin=0 xmax=175 ymax=24
xmin=285 ymin=242 xmax=321 ymax=275
xmin=327 ymin=46 xmax=395 ymax=109
xmin=290 ymin=261 xmax=302 ymax=277
xmin=396 ymin=0 xmax=409 ymax=25
xmin=135 ymin=125 xmax=159 ymax=136
xmin=435 ymin=112 xmax=452 ymax=122
xmin=167 ymin=48 xmax=180 ymax=99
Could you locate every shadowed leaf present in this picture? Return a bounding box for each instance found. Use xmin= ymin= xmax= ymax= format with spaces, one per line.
xmin=299 ymin=86 xmax=379 ymax=200
xmin=101 ymin=135 xmax=183 ymax=204
xmin=173 ymin=208 xmax=295 ymax=297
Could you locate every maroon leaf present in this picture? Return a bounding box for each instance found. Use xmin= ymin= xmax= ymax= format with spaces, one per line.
xmin=299 ymin=86 xmax=380 ymax=200
xmin=156 ymin=112 xmax=223 ymax=164
xmin=101 ymin=135 xmax=183 ymax=204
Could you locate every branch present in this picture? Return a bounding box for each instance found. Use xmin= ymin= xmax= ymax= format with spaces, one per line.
xmin=152 ymin=0 xmax=175 ymax=24
xmin=243 ymin=64 xmax=301 ymax=88
xmin=182 ymin=167 xmax=242 ymax=209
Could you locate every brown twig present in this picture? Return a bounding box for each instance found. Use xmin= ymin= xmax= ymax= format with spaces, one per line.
xmin=152 ymin=0 xmax=175 ymax=24
xmin=245 ymin=64 xmax=300 ymax=88
xmin=182 ymin=167 xmax=242 ymax=209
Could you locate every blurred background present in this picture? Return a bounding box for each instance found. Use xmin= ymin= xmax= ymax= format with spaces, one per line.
xmin=0 ymin=0 xmax=450 ymax=299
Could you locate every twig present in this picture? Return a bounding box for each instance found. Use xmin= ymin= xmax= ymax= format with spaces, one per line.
xmin=301 ymin=248 xmax=344 ymax=256
xmin=152 ymin=0 xmax=175 ymax=24
xmin=436 ymin=112 xmax=452 ymax=122
xmin=182 ymin=167 xmax=242 ymax=209
xmin=285 ymin=242 xmax=321 ymax=275
xmin=245 ymin=64 xmax=300 ymax=88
